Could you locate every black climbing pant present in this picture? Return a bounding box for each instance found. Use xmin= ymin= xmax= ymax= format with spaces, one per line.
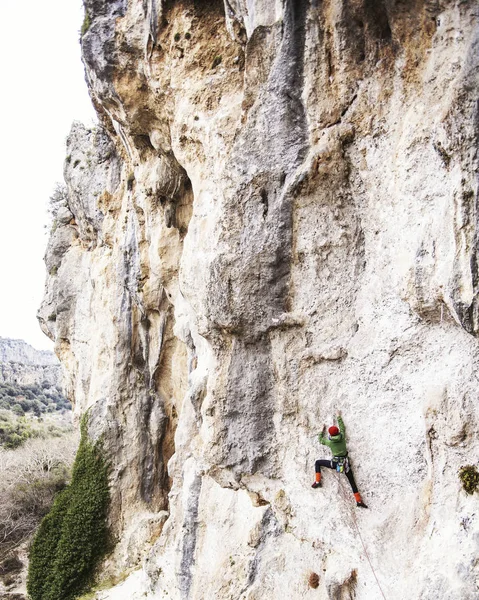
xmin=315 ymin=459 xmax=359 ymax=494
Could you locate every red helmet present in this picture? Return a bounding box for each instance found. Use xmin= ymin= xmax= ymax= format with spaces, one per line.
xmin=328 ymin=426 xmax=340 ymax=436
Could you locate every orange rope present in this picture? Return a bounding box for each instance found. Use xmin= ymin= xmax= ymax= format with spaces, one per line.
xmin=337 ymin=474 xmax=388 ymax=600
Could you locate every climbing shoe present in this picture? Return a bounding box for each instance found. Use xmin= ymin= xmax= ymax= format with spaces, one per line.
xmin=354 ymin=492 xmax=367 ymax=507
xmin=311 ymin=482 xmax=322 ymax=489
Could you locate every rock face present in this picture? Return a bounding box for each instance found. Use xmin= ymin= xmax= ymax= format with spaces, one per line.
xmin=0 ymin=338 xmax=61 ymax=387
xmin=39 ymin=1 xmax=479 ymax=599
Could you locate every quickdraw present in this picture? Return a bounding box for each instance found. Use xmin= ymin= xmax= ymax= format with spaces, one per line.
xmin=334 ymin=456 xmax=350 ymax=473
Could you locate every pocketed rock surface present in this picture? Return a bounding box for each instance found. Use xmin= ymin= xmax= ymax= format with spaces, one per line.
xmin=39 ymin=1 xmax=479 ymax=598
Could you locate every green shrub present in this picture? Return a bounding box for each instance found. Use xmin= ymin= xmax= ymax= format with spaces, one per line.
xmin=0 ymin=381 xmax=69 ymax=417
xmin=12 ymin=404 xmax=25 ymax=417
xmin=0 ymin=433 xmax=77 ymax=561
xmin=27 ymin=415 xmax=110 ymax=600
xmin=459 ymin=465 xmax=479 ymax=495
xmin=211 ymin=55 xmax=222 ymax=69
xmin=81 ymin=11 xmax=91 ymax=37
xmin=0 ymin=413 xmax=75 ymax=450
xmin=4 ymin=432 xmax=24 ymax=449
xmin=0 ymin=415 xmax=32 ymax=449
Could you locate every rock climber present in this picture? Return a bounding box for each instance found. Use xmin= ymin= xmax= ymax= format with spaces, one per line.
xmin=312 ymin=412 xmax=368 ymax=508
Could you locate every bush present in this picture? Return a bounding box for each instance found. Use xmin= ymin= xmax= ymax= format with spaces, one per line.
xmin=211 ymin=55 xmax=222 ymax=69
xmin=12 ymin=403 xmax=25 ymax=417
xmin=1 ymin=409 xmax=74 ymax=450
xmin=459 ymin=465 xmax=479 ymax=495
xmin=0 ymin=434 xmax=77 ymax=561
xmin=0 ymin=554 xmax=23 ymax=575
xmin=0 ymin=415 xmax=32 ymax=449
xmin=47 ymin=183 xmax=69 ymax=228
xmin=27 ymin=415 xmax=110 ymax=600
xmin=81 ymin=11 xmax=91 ymax=37
xmin=0 ymin=381 xmax=69 ymax=419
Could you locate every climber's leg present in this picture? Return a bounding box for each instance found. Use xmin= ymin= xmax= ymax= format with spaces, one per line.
xmin=345 ymin=467 xmax=359 ymax=493
xmin=345 ymin=468 xmax=368 ymax=508
xmin=312 ymin=459 xmax=335 ymax=488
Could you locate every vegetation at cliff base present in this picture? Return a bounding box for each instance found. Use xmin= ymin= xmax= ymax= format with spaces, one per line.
xmin=0 ymin=434 xmax=77 ymax=564
xmin=459 ymin=464 xmax=479 ymax=495
xmin=27 ymin=415 xmax=110 ymax=600
xmin=0 ymin=411 xmax=36 ymax=448
xmin=0 ymin=410 xmax=73 ymax=450
xmin=0 ymin=381 xmax=70 ymax=415
xmin=0 ymin=381 xmax=70 ymax=449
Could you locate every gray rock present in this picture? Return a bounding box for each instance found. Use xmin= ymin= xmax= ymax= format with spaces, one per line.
xmin=39 ymin=1 xmax=479 ymax=599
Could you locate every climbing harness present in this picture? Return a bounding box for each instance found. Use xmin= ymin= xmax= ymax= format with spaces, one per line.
xmin=333 ymin=456 xmax=350 ymax=473
xmin=337 ymin=474 xmax=388 ymax=600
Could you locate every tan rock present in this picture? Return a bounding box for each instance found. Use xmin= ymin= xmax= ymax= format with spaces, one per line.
xmin=41 ymin=1 xmax=479 ymax=598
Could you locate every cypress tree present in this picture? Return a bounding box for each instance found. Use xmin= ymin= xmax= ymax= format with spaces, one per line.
xmin=27 ymin=414 xmax=110 ymax=600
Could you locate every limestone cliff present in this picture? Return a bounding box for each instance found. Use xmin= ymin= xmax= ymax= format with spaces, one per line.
xmin=39 ymin=1 xmax=479 ymax=598
xmin=0 ymin=338 xmax=62 ymax=388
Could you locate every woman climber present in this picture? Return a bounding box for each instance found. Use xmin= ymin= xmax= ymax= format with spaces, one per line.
xmin=312 ymin=412 xmax=368 ymax=508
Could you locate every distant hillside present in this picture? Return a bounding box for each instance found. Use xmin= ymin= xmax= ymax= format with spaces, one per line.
xmin=0 ymin=337 xmax=62 ymax=388
xmin=0 ymin=338 xmax=69 ymax=427
xmin=0 ymin=338 xmax=58 ymax=366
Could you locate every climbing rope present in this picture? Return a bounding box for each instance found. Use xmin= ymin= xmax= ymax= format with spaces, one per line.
xmin=337 ymin=474 xmax=388 ymax=600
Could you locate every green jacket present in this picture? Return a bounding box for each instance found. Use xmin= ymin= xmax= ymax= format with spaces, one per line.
xmin=318 ymin=416 xmax=347 ymax=457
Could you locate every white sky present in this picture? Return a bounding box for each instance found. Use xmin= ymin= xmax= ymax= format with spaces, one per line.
xmin=0 ymin=1 xmax=96 ymax=350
